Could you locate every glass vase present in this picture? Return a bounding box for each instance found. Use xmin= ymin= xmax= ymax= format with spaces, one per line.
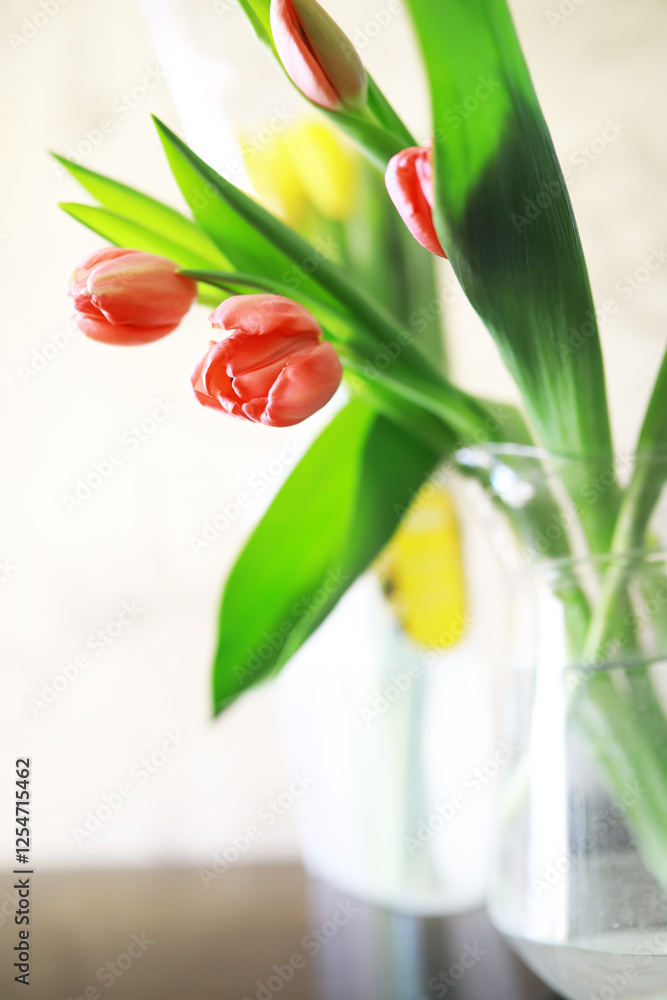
xmin=465 ymin=448 xmax=667 ymax=1000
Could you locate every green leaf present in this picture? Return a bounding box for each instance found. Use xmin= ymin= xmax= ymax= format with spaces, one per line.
xmin=235 ymin=0 xmax=276 ymax=54
xmin=365 ymin=75 xmax=415 ymax=149
xmin=406 ymin=0 xmax=618 ymax=552
xmin=212 ymin=397 xmax=440 ymax=713
xmin=53 ymin=155 xmax=228 ymax=268
xmin=343 ymin=353 xmax=498 ymax=443
xmin=608 ymin=347 xmax=667 ymax=553
xmin=405 ymin=1 xmax=613 ymax=462
xmin=636 ymin=347 xmax=667 ymax=457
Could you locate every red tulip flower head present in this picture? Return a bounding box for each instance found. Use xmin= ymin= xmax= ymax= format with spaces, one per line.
xmin=192 ymin=294 xmax=342 ymax=427
xmin=270 ymin=0 xmax=367 ymax=111
xmin=68 ymin=248 xmax=197 ymax=345
xmin=385 ymin=145 xmax=447 ymax=258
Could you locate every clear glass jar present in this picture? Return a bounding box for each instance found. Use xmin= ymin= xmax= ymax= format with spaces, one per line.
xmin=465 ymin=448 xmax=667 ymax=1000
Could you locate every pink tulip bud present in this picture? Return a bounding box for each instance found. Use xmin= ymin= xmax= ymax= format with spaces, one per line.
xmin=68 ymin=248 xmax=198 ymax=345
xmin=385 ymin=145 xmax=447 ymax=258
xmin=270 ymin=0 xmax=367 ymax=111
xmin=191 ymin=294 xmax=342 ymax=427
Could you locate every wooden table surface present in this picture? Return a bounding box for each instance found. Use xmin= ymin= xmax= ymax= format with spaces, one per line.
xmin=0 ymin=864 xmax=560 ymax=999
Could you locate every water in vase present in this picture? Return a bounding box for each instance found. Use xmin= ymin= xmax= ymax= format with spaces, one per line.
xmin=507 ymin=930 xmax=667 ymax=1000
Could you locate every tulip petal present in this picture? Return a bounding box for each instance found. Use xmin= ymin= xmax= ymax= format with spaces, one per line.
xmin=70 ymin=248 xmax=197 ymax=345
xmin=71 ymin=296 xmax=106 ymax=321
xmin=67 ymin=247 xmax=134 ymax=297
xmin=191 ymin=354 xmax=224 ymax=410
xmin=194 ymin=295 xmax=341 ymax=425
xmin=220 ymin=330 xmax=320 ymax=377
xmin=263 ymin=340 xmax=342 ymax=426
xmin=385 ymin=146 xmax=447 ymax=258
xmin=241 ymin=397 xmax=272 ymax=423
xmin=289 ymin=0 xmax=367 ymax=107
xmin=198 ymin=339 xmax=235 ymax=401
xmin=87 ymin=252 xmax=197 ymax=327
xmin=271 ymin=0 xmax=340 ymax=110
xmin=76 ymin=315 xmax=176 ymax=346
xmin=232 ymin=358 xmax=288 ymax=401
xmin=209 ymin=293 xmax=322 ymax=339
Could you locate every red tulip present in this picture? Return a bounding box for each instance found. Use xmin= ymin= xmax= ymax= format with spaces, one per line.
xmin=270 ymin=0 xmax=367 ymax=112
xmin=192 ymin=294 xmax=342 ymax=427
xmin=68 ymin=248 xmax=197 ymax=345
xmin=385 ymin=145 xmax=447 ymax=258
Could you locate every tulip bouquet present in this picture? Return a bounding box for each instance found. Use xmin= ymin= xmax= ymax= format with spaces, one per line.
xmin=58 ymin=0 xmax=667 ymax=881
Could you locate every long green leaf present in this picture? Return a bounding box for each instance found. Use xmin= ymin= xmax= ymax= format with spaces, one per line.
xmin=406 ymin=0 xmax=617 ymax=550
xmin=235 ymin=0 xmax=276 ymax=53
xmin=636 ymin=347 xmax=667 ymax=458
xmin=212 ymin=397 xmax=441 ymax=713
xmin=365 ymin=76 xmax=415 ymax=149
xmin=404 ymin=3 xmax=610 ymax=454
xmin=151 ymin=119 xmax=421 ymax=359
xmin=607 ymin=347 xmax=667 ymax=553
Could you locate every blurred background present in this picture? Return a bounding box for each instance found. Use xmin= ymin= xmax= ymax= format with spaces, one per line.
xmin=1 ymin=0 xmax=666 ymax=882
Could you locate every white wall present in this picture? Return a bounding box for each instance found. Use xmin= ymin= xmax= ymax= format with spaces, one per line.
xmin=1 ymin=0 xmax=666 ymax=870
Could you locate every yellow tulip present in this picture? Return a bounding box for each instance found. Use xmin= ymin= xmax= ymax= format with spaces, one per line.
xmin=376 ymin=487 xmax=468 ymax=649
xmin=243 ymin=118 xmax=358 ymax=226
xmin=243 ymin=132 xmax=308 ymax=227
xmin=284 ymin=120 xmax=358 ymax=221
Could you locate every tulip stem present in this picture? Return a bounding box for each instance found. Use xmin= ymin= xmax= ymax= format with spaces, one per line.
xmin=180 ymin=268 xmax=353 ymax=326
xmin=341 ymin=354 xmax=498 ymax=445
xmin=319 ymin=80 xmax=417 ymax=171
xmin=365 ymin=76 xmax=416 ymax=149
xmin=343 ymin=368 xmax=456 ymax=458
